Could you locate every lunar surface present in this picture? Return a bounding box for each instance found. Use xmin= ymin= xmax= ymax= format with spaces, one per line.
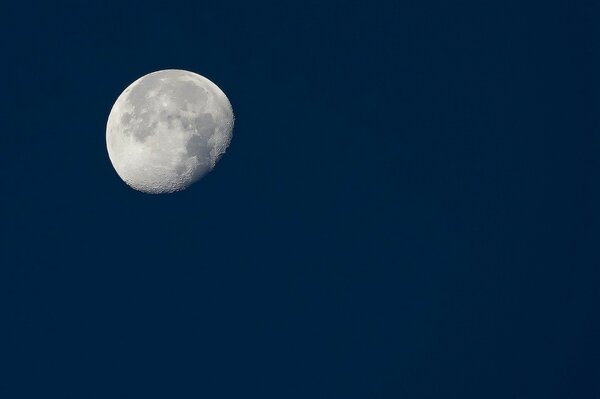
xmin=106 ymin=69 xmax=234 ymax=193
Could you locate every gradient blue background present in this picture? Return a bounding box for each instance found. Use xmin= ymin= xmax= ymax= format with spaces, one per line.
xmin=2 ymin=1 xmax=599 ymax=397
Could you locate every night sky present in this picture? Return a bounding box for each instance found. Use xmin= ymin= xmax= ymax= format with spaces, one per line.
xmin=2 ymin=1 xmax=599 ymax=397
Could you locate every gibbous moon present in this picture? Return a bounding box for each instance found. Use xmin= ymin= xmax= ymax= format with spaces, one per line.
xmin=106 ymin=69 xmax=234 ymax=194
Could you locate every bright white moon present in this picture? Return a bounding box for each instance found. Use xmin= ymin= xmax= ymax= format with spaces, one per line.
xmin=106 ymin=69 xmax=234 ymax=194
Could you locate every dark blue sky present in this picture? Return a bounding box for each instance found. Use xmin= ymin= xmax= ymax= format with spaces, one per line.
xmin=2 ymin=1 xmax=599 ymax=397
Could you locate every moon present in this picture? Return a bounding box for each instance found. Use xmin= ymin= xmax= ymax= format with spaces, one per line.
xmin=106 ymin=69 xmax=234 ymax=194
